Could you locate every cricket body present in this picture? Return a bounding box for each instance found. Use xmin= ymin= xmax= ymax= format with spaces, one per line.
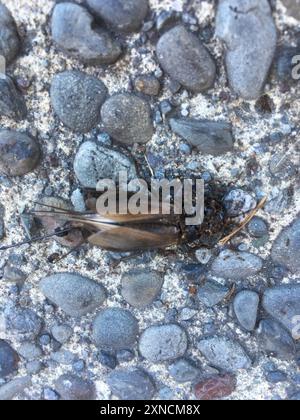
xmin=35 ymin=204 xmax=187 ymax=252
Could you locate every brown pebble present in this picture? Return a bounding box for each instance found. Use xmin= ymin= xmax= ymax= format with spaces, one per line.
xmin=194 ymin=375 xmax=236 ymax=400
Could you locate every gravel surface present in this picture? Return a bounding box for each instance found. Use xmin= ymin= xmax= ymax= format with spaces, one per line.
xmin=0 ymin=0 xmax=299 ymax=401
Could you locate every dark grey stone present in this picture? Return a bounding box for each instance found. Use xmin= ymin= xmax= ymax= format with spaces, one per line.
xmin=107 ymin=369 xmax=155 ymax=400
xmin=262 ymin=285 xmax=300 ymax=337
xmin=169 ymin=358 xmax=201 ymax=383
xmin=198 ymin=280 xmax=229 ymax=308
xmin=247 ymin=217 xmax=268 ymax=238
xmin=55 ymin=374 xmax=96 ymax=400
xmin=266 ymin=371 xmax=288 ymax=384
xmin=121 ymin=269 xmax=164 ymax=308
xmin=5 ymin=308 xmax=42 ymax=340
xmin=51 ymin=3 xmax=121 ymax=65
xmin=87 ymin=0 xmax=149 ymax=33
xmin=74 ymin=141 xmax=137 ymax=189
xmin=51 ymin=71 xmax=107 ymax=133
xmin=139 ymin=324 xmax=188 ymax=362
xmin=216 ymin=0 xmax=277 ymax=99
xmin=92 ymin=308 xmax=139 ymax=350
xmin=224 ymin=189 xmax=257 ymax=217
xmin=0 ymin=4 xmax=20 ymax=64
xmin=233 ymin=290 xmax=259 ymax=331
xmin=40 ymin=273 xmax=107 ymax=317
xmin=101 ymin=93 xmax=153 ymax=145
xmin=0 ymin=376 xmax=31 ymax=401
xmin=0 ymin=76 xmax=27 ymax=120
xmin=256 ymin=319 xmax=296 ymax=360
xmin=0 ymin=340 xmax=19 ymax=379
xmin=156 ymin=26 xmax=216 ymax=93
xmin=134 ymin=74 xmax=160 ymax=96
xmin=0 ymin=130 xmax=40 ymax=176
xmin=51 ymin=325 xmax=73 ymax=344
xmin=198 ymin=336 xmax=252 ymax=372
xmin=98 ymin=350 xmax=117 ymax=369
xmin=271 ymin=217 xmax=300 ymax=274
xmin=170 ymin=118 xmax=234 ymax=156
xmin=211 ymin=250 xmax=263 ymax=280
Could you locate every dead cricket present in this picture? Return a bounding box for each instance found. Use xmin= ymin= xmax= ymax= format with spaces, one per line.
xmin=0 ymin=181 xmax=267 ymax=260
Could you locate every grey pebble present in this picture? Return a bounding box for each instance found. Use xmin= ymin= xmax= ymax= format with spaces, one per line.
xmin=43 ymin=387 xmax=59 ymax=401
xmin=0 ymin=130 xmax=40 ymax=176
xmin=101 ymin=93 xmax=153 ymax=145
xmin=40 ymin=273 xmax=107 ymax=317
xmin=247 ymin=217 xmax=268 ymax=238
xmin=156 ymin=26 xmax=216 ymax=93
xmin=2 ymin=264 xmax=27 ymax=285
xmin=262 ymin=285 xmax=300 ymax=337
xmin=216 ymin=0 xmax=277 ymax=99
xmin=55 ymin=374 xmax=96 ymax=401
xmin=195 ymin=248 xmax=213 ymax=265
xmin=51 ymin=71 xmax=107 ymax=133
xmin=0 ymin=340 xmax=19 ymax=379
xmin=116 ymin=349 xmax=135 ymax=364
xmin=178 ymin=308 xmax=198 ymax=322
xmin=74 ymin=141 xmax=137 ymax=189
xmin=198 ymin=336 xmax=252 ymax=372
xmin=0 ymin=76 xmax=27 ymax=120
xmin=93 ymin=308 xmax=139 ymax=350
xmin=198 ymin=280 xmax=229 ymax=308
xmin=0 ymin=4 xmax=20 ymax=64
xmin=98 ymin=350 xmax=117 ymax=369
xmin=170 ymin=118 xmax=234 ymax=156
xmin=4 ymin=307 xmax=43 ymax=340
xmin=121 ymin=269 xmax=164 ymax=309
xmin=0 ymin=376 xmax=31 ymax=401
xmin=107 ymin=369 xmax=156 ymax=400
xmin=70 ymin=189 xmax=86 ymax=213
xmin=51 ymin=325 xmax=73 ymax=344
xmin=87 ymin=0 xmax=149 ymax=33
xmin=256 ymin=319 xmax=296 ymax=360
xmin=139 ymin=324 xmax=188 ymax=363
xmin=51 ymin=350 xmax=76 ymax=366
xmin=18 ymin=342 xmax=42 ymax=361
xmin=169 ymin=358 xmax=201 ymax=383
xmin=233 ymin=290 xmax=259 ymax=331
xmin=52 ymin=3 xmax=121 ymax=65
xmin=211 ymin=250 xmax=263 ymax=280
xmin=271 ymin=216 xmax=300 ymax=274
xmin=26 ymin=361 xmax=43 ymax=375
xmin=224 ymin=189 xmax=257 ymax=217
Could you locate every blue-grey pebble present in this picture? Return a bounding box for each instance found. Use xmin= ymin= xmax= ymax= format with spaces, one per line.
xmin=169 ymin=358 xmax=201 ymax=383
xmin=215 ymin=0 xmax=277 ymax=99
xmin=0 ymin=340 xmax=19 ymax=379
xmin=139 ymin=324 xmax=188 ymax=363
xmin=262 ymin=284 xmax=300 ymax=337
xmin=198 ymin=280 xmax=229 ymax=308
xmin=198 ymin=336 xmax=252 ymax=372
xmin=92 ymin=308 xmax=139 ymax=350
xmin=40 ymin=273 xmax=107 ymax=317
xmin=107 ymin=369 xmax=156 ymax=400
xmin=271 ymin=217 xmax=300 ymax=274
xmin=211 ymin=250 xmax=263 ymax=280
xmin=233 ymin=290 xmax=259 ymax=331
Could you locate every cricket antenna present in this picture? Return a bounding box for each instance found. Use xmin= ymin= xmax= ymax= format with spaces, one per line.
xmin=0 ymin=228 xmax=73 ymax=251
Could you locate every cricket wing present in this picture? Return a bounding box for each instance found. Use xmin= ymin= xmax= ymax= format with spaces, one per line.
xmin=88 ymin=226 xmax=180 ymax=251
